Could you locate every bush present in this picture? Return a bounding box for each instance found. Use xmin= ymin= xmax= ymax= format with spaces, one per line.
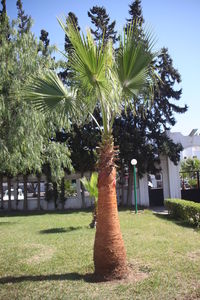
xmin=164 ymin=198 xmax=200 ymax=228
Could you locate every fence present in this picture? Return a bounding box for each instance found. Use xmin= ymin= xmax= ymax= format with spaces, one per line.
xmin=180 ymin=171 xmax=200 ymax=203
xmin=0 ymin=173 xmax=95 ymax=211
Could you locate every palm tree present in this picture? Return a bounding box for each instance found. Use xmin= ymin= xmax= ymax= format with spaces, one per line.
xmin=81 ymin=172 xmax=98 ymax=228
xmin=24 ymin=19 xmax=155 ymax=280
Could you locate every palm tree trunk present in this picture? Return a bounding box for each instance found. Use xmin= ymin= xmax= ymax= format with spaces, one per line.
xmin=94 ymin=136 xmax=127 ymax=280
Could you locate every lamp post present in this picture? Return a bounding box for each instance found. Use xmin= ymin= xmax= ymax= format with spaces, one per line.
xmin=131 ymin=159 xmax=137 ymax=214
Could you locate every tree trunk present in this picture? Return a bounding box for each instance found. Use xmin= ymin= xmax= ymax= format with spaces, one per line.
xmin=53 ymin=182 xmax=58 ymax=209
xmin=94 ymin=137 xmax=127 ymax=280
xmin=37 ymin=176 xmax=41 ymax=210
xmin=23 ymin=175 xmax=28 ymax=210
xmin=80 ymin=172 xmax=86 ymax=209
xmin=61 ymin=177 xmax=65 ymax=209
xmin=8 ymin=177 xmax=11 ymax=211
xmin=0 ymin=175 xmax=3 ymax=209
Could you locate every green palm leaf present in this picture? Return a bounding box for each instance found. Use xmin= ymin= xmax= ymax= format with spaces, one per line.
xmin=58 ymin=18 xmax=110 ymax=96
xmin=23 ymin=70 xmax=77 ymax=116
xmin=81 ymin=172 xmax=98 ymax=200
xmin=116 ymin=23 xmax=155 ymax=98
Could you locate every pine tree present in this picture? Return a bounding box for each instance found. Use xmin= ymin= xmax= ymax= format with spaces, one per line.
xmin=16 ymin=0 xmax=31 ymax=34
xmin=39 ymin=29 xmax=50 ymax=56
xmin=88 ymin=6 xmax=118 ymax=45
xmin=59 ymin=12 xmax=80 ymax=84
xmin=126 ymin=0 xmax=145 ymax=46
xmin=126 ymin=0 xmax=144 ymax=26
xmin=64 ymin=12 xmax=80 ymax=53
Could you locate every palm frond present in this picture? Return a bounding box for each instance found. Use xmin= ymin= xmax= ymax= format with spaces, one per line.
xmin=117 ymin=22 xmax=156 ymax=98
xmin=58 ymin=17 xmax=110 ymax=96
xmin=23 ymin=70 xmax=77 ymax=116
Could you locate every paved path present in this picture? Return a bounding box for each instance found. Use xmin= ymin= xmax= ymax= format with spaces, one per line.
xmin=151 ymin=206 xmax=169 ymax=215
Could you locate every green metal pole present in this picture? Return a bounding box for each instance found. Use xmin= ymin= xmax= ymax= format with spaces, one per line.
xmin=133 ymin=165 xmax=137 ymax=214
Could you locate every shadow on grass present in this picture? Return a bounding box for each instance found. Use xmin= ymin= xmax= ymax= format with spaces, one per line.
xmin=0 ymin=206 xmax=144 ymax=218
xmin=0 ymin=209 xmax=93 ymax=218
xmin=154 ymin=213 xmax=199 ymax=230
xmin=0 ymin=221 xmax=17 ymax=226
xmin=39 ymin=226 xmax=82 ymax=234
xmin=0 ymin=272 xmax=95 ymax=285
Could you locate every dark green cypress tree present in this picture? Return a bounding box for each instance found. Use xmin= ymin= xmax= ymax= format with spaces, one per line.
xmin=16 ymin=0 xmax=31 ymax=34
xmin=88 ymin=6 xmax=118 ymax=46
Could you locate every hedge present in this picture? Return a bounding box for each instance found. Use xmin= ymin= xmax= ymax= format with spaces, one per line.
xmin=164 ymin=198 xmax=200 ymax=228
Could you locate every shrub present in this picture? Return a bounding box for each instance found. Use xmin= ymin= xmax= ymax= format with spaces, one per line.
xmin=164 ymin=198 xmax=200 ymax=228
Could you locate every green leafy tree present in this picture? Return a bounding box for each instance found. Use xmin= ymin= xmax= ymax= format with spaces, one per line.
xmin=181 ymin=158 xmax=200 ymax=173
xmin=24 ymin=17 xmax=156 ymax=279
xmin=0 ymin=2 xmax=72 ymax=186
xmin=181 ymin=158 xmax=200 ymax=188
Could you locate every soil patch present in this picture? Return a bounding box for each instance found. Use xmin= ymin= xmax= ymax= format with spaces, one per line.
xmin=23 ymin=244 xmax=55 ymax=264
xmin=85 ymin=261 xmax=150 ymax=284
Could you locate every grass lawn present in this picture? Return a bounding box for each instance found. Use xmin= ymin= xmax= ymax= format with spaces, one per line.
xmin=0 ymin=209 xmax=200 ymax=300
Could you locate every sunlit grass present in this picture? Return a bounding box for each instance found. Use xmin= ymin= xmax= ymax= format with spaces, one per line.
xmin=0 ymin=209 xmax=200 ymax=299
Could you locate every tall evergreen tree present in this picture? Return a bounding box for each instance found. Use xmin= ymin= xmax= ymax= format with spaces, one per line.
xmin=16 ymin=0 xmax=31 ymax=34
xmin=64 ymin=12 xmax=80 ymax=53
xmin=59 ymin=12 xmax=80 ymax=84
xmin=88 ymin=6 xmax=118 ymax=45
xmin=126 ymin=0 xmax=144 ymax=25
xmin=126 ymin=0 xmax=145 ymax=47
xmin=39 ymin=29 xmax=50 ymax=56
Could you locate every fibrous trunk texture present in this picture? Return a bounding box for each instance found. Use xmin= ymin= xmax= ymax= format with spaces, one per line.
xmin=94 ymin=136 xmax=127 ymax=280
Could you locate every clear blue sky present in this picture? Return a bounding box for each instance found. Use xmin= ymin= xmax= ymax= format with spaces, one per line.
xmin=6 ymin=0 xmax=200 ymax=135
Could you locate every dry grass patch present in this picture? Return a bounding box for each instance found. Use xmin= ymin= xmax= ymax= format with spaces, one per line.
xmin=187 ymin=250 xmax=200 ymax=261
